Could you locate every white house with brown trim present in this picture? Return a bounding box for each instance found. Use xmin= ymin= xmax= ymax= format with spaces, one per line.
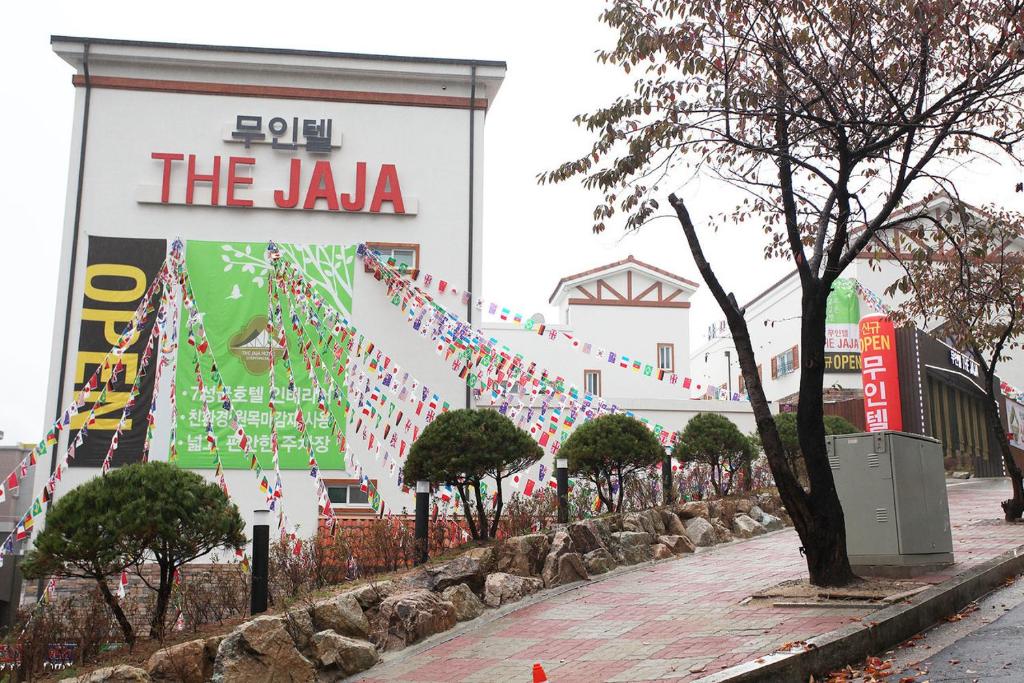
xmin=480 ymin=256 xmax=762 ymax=436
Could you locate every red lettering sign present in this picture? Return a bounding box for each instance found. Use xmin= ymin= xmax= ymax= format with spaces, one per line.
xmin=858 ymin=315 xmax=903 ymax=432
xmin=150 ymin=153 xmax=409 ymax=214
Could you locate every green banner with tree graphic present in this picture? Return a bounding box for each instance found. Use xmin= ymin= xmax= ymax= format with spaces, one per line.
xmin=174 ymin=241 xmax=356 ymax=469
xmin=824 ymin=278 xmax=862 ymax=373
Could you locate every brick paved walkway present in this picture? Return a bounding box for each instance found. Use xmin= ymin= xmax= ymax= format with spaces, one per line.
xmin=356 ymin=479 xmax=1023 ymax=682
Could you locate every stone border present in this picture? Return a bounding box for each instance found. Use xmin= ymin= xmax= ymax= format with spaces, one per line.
xmin=343 ymin=527 xmax=794 ymax=682
xmin=694 ymin=543 xmax=1024 ymax=683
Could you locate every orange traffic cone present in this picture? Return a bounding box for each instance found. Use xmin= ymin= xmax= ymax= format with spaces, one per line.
xmin=532 ymin=662 xmax=548 ymax=682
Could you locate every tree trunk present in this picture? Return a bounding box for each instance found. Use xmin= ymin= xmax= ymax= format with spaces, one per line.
xmin=795 ymin=287 xmax=858 ymax=586
xmin=96 ymin=576 xmax=135 ymax=648
xmin=615 ymin=464 xmax=625 ymax=512
xmin=984 ymin=377 xmax=1024 ymax=521
xmin=471 ymin=480 xmax=489 ymax=542
xmin=490 ymin=473 xmax=504 ymax=538
xmin=455 ymin=482 xmax=479 ymax=540
xmin=668 ymin=193 xmax=856 ymax=587
xmin=150 ymin=560 xmax=173 ymax=640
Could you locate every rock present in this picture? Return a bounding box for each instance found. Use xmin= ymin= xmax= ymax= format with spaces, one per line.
xmin=548 ymin=530 xmax=577 ymax=558
xmin=434 ymin=549 xmax=494 ymax=592
xmin=652 ymin=543 xmax=674 ymax=561
xmin=610 ymin=531 xmax=655 ymax=547
xmin=952 ymin=471 xmax=972 ymax=479
xmin=282 ymin=607 xmax=316 ymax=650
xmin=213 ymin=615 xmax=316 ymax=682
xmin=483 ymin=572 xmax=544 ymax=608
xmin=541 ymin=552 xmax=589 ymax=587
xmin=311 ymin=630 xmax=379 ymax=677
xmin=583 ymin=548 xmax=617 ymax=574
xmin=347 ymin=581 xmax=396 ymax=610
xmin=312 ymin=593 xmax=370 ymax=639
xmin=684 ymin=517 xmax=716 ymax=547
xmin=400 ymin=549 xmax=493 ymax=594
xmin=441 ymin=583 xmax=485 ymax=621
xmin=731 ymin=514 xmax=768 ymax=539
xmin=65 ymin=666 xmax=151 ymax=682
xmin=677 ymin=501 xmax=710 ymax=520
xmin=148 ymin=638 xmax=210 ymax=683
xmin=496 ymin=534 xmax=550 ymax=576
xmin=708 ymin=499 xmax=722 ymax=519
xmin=623 ymin=510 xmax=665 ymax=535
xmin=712 ymin=519 xmax=733 ymax=543
xmin=657 ymin=534 xmax=695 ymax=555
xmin=734 ymin=498 xmax=755 ymax=515
xmin=567 ymin=520 xmax=605 ymax=554
xmin=610 ymin=532 xmax=655 ymax=564
xmin=659 ymin=509 xmax=688 ymax=537
xmin=749 ymin=504 xmax=765 ymax=520
xmin=373 ymin=590 xmax=457 ymax=650
xmin=760 ymin=513 xmax=785 ymax=531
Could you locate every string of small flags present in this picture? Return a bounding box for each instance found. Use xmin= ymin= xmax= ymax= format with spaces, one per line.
xmin=273 ymin=247 xmax=452 ymax=512
xmin=0 ymin=255 xmax=173 ymax=565
xmin=361 ymin=246 xmax=680 ymax=450
xmin=319 ymin=248 xmax=683 ymax=492
xmin=360 ymin=245 xmax=745 ymax=401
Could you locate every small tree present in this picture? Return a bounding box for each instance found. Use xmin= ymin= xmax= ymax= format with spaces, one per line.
xmin=404 ymin=409 xmax=542 ymax=541
xmin=561 ymin=414 xmax=664 ymax=513
xmin=127 ymin=462 xmax=246 ymax=638
xmin=674 ymin=413 xmax=755 ymax=497
xmin=23 ymin=462 xmax=245 ymax=643
xmin=887 ymin=203 xmax=1024 ymax=520
xmin=22 ymin=474 xmax=147 ymax=647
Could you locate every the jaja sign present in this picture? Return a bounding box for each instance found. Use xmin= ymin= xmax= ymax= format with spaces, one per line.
xmin=859 ymin=315 xmax=903 ymax=432
xmin=138 ymin=116 xmax=416 ymax=214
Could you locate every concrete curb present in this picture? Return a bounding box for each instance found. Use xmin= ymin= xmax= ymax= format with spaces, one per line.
xmin=695 ymin=543 xmax=1024 ymax=683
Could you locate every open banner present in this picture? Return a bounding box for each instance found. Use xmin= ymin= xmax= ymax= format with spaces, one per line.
xmin=173 ymin=241 xmax=356 ymax=469
xmin=69 ymin=236 xmax=167 ymax=468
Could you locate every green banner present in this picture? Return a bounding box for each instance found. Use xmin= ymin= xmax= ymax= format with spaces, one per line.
xmin=174 ymin=241 xmax=356 ymax=469
xmin=824 ymin=278 xmax=862 ymax=372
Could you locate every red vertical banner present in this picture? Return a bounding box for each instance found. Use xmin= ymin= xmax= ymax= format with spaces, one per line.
xmin=858 ymin=315 xmax=903 ymax=432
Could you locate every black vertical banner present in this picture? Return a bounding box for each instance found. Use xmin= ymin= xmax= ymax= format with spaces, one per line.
xmin=69 ymin=236 xmax=167 ymax=468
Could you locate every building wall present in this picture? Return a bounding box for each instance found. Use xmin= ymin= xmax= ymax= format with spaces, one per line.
xmin=39 ymin=38 xmax=504 ymax=543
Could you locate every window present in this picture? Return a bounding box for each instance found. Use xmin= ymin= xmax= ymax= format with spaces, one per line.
xmin=325 ymin=481 xmax=372 ymax=509
xmin=583 ymin=369 xmax=601 ymax=396
xmin=656 ymin=343 xmax=675 ymax=372
xmin=771 ymin=346 xmax=799 ymax=378
xmin=365 ymin=242 xmax=420 ymax=277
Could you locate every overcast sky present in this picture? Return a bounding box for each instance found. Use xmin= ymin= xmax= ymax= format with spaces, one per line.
xmin=2 ymin=1 xmax=1022 ymax=445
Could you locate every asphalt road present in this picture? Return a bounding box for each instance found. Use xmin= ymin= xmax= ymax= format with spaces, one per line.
xmin=862 ymin=572 xmax=1024 ymax=682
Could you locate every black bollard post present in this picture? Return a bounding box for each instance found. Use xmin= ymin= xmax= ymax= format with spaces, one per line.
xmin=556 ymin=458 xmax=569 ymax=524
xmin=415 ymin=481 xmax=430 ymax=565
xmin=250 ymin=509 xmax=270 ymax=615
xmin=663 ymin=453 xmax=674 ymax=505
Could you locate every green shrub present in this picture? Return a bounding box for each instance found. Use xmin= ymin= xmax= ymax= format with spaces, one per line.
xmin=674 ymin=413 xmax=755 ymax=496
xmin=23 ymin=462 xmax=245 ymax=643
xmin=403 ymin=409 xmax=542 ymax=541
xmin=561 ymin=414 xmax=665 ymax=513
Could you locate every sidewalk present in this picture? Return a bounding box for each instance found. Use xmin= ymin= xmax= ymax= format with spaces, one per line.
xmin=356 ymin=479 xmax=1023 ymax=683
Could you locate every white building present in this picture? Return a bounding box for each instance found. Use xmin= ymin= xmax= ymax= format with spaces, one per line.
xmin=480 ymin=256 xmax=762 ymax=438
xmin=691 ymin=196 xmax=1024 ymax=403
xmin=41 ymin=36 xmax=505 ymax=537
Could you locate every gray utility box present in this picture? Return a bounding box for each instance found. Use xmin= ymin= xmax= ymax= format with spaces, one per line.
xmin=827 ymin=431 xmax=953 ymax=574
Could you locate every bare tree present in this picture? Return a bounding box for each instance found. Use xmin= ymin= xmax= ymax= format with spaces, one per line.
xmin=544 ymin=0 xmax=1024 ymax=585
